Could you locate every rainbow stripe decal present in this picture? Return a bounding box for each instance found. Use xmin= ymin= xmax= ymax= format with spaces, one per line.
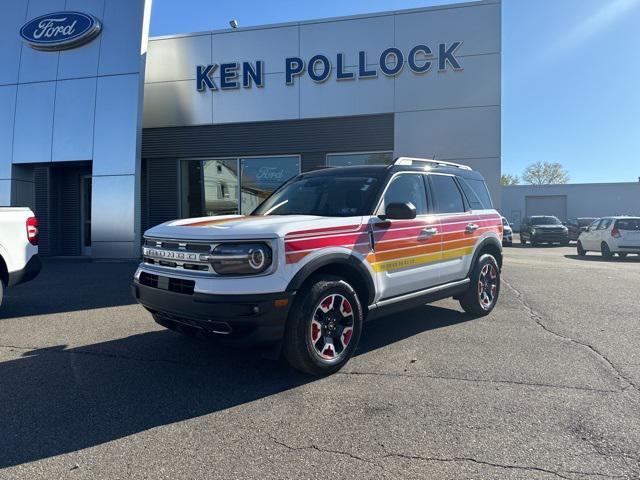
xmin=285 ymin=214 xmax=502 ymax=273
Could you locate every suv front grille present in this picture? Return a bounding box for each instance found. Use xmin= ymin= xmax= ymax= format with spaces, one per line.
xmin=143 ymin=237 xmax=214 ymax=274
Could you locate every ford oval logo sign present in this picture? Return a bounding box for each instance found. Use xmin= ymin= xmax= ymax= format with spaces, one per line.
xmin=20 ymin=11 xmax=102 ymax=51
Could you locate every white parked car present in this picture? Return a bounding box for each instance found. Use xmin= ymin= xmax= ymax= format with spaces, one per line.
xmin=0 ymin=207 xmax=41 ymax=307
xmin=501 ymin=217 xmax=513 ymax=246
xmin=577 ymin=216 xmax=640 ymax=258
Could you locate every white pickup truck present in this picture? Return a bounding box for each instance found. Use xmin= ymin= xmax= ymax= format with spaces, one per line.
xmin=0 ymin=207 xmax=41 ymax=307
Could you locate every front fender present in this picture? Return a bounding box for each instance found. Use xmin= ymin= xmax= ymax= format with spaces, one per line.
xmin=285 ymin=249 xmax=376 ymax=306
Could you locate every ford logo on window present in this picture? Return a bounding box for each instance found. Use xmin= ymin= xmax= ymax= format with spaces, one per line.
xmin=20 ymin=11 xmax=102 ymax=51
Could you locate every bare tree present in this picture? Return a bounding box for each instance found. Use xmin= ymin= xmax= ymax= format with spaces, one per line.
xmin=500 ymin=174 xmax=520 ymax=186
xmin=522 ymin=162 xmax=569 ymax=185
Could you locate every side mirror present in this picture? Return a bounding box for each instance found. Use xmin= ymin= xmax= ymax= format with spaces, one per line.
xmin=383 ymin=202 xmax=417 ymax=220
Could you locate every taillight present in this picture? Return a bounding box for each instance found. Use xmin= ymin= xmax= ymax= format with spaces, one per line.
xmin=26 ymin=216 xmax=38 ymax=246
xmin=611 ymin=227 xmax=621 ymax=238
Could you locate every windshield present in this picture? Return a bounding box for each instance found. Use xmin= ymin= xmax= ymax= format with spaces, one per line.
xmin=252 ymin=173 xmax=382 ymax=217
xmin=578 ymin=218 xmax=597 ymax=227
xmin=531 ymin=216 xmax=561 ymax=225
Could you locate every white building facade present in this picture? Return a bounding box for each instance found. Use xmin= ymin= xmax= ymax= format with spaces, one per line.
xmin=1 ymin=0 xmax=501 ymax=258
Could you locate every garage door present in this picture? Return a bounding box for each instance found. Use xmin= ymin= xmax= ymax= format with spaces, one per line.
xmin=525 ymin=195 xmax=567 ymax=221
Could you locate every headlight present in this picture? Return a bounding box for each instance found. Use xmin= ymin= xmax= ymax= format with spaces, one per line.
xmin=209 ymin=243 xmax=273 ymax=275
xmin=531 ymin=228 xmax=536 ymax=235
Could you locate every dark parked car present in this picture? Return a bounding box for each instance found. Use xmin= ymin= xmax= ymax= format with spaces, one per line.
xmin=520 ymin=216 xmax=569 ymax=246
xmin=566 ymin=217 xmax=598 ymax=242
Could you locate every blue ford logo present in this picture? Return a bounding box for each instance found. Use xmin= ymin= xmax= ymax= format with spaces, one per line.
xmin=20 ymin=11 xmax=102 ymax=51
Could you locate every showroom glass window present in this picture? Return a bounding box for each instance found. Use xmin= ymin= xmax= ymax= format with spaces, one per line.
xmin=326 ymin=151 xmax=393 ymax=167
xmin=180 ymin=156 xmax=300 ymax=217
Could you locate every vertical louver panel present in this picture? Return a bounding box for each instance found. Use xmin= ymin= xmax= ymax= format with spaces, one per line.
xmin=146 ymin=158 xmax=179 ymax=229
xmin=142 ymin=114 xmax=394 ymax=159
xmin=33 ymin=167 xmax=51 ymax=256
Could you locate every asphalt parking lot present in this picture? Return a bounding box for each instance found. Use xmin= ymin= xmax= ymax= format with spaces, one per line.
xmin=1 ymin=244 xmax=639 ymax=479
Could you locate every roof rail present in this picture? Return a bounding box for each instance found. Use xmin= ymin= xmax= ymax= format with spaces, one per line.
xmin=394 ymin=157 xmax=472 ymax=171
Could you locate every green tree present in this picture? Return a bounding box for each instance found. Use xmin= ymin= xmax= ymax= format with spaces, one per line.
xmin=522 ymin=161 xmax=569 ymax=185
xmin=500 ymin=174 xmax=520 ymax=186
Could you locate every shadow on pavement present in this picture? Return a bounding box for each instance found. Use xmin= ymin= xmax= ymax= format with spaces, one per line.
xmin=564 ymin=254 xmax=640 ymax=263
xmin=0 ymin=304 xmax=472 ymax=468
xmin=0 ymin=259 xmax=139 ymax=320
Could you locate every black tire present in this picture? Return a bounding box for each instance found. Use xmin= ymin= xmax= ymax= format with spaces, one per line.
xmin=618 ymin=253 xmax=628 ymax=258
xmin=601 ymin=242 xmax=613 ymax=259
xmin=0 ymin=280 xmax=4 ymax=309
xmin=577 ymin=241 xmax=586 ymax=256
xmin=531 ymin=239 xmax=538 ymax=247
xmin=283 ymin=275 xmax=363 ymax=376
xmin=520 ymin=235 xmax=527 ymax=246
xmin=561 ymin=240 xmax=569 ymax=246
xmin=459 ymin=254 xmax=500 ymax=317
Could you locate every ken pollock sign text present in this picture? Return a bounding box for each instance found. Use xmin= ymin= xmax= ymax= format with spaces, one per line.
xmin=196 ymin=42 xmax=463 ymax=91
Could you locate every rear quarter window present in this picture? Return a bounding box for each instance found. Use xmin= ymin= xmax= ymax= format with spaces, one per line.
xmin=459 ymin=177 xmax=493 ymax=209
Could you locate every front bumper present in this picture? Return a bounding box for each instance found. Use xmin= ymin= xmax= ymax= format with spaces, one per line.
xmin=531 ymin=232 xmax=568 ymax=243
xmin=132 ymin=276 xmax=294 ymax=346
xmin=8 ymin=254 xmax=42 ymax=287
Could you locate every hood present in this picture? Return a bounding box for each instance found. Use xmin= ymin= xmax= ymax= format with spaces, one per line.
xmin=145 ymin=215 xmax=365 ymax=240
xmin=532 ymin=224 xmax=565 ymax=229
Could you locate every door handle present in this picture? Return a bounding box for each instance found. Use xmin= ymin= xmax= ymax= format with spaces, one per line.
xmin=465 ymin=223 xmax=479 ymax=234
xmin=420 ymin=227 xmax=438 ymax=238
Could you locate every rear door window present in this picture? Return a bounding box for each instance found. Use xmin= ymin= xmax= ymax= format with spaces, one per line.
xmin=430 ymin=175 xmax=466 ymax=214
xmin=597 ymin=219 xmax=612 ymax=230
xmin=615 ymin=219 xmax=640 ymax=231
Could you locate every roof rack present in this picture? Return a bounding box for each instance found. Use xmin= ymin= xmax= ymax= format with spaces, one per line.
xmin=394 ymin=157 xmax=472 ymax=171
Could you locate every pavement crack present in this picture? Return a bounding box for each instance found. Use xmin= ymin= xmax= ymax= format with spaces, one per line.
xmin=337 ymin=370 xmax=619 ymax=394
xmin=382 ymin=452 xmax=626 ymax=479
xmin=267 ymin=433 xmax=380 ymax=468
xmin=503 ymin=279 xmax=639 ymax=394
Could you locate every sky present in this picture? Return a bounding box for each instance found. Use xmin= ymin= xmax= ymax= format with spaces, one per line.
xmin=150 ymin=0 xmax=640 ymax=184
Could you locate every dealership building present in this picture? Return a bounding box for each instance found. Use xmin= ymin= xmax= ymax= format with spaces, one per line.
xmin=1 ymin=0 xmax=501 ymax=258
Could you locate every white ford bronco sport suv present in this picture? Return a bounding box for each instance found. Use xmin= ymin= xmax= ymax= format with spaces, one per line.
xmin=133 ymin=158 xmax=503 ymax=375
xmin=0 ymin=207 xmax=41 ymax=308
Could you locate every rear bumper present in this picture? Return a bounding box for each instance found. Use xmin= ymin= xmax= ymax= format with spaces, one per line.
xmin=7 ymin=254 xmax=42 ymax=287
xmin=616 ymin=245 xmax=640 ymax=253
xmin=132 ymin=280 xmax=294 ymax=346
